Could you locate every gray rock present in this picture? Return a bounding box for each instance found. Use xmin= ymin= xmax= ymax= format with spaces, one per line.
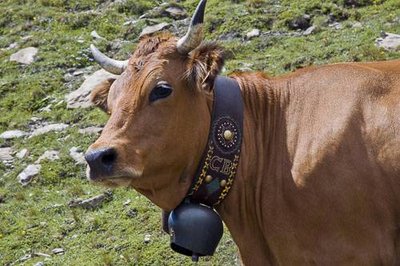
xmin=246 ymin=29 xmax=260 ymax=39
xmin=376 ymin=32 xmax=400 ymax=51
xmin=90 ymin=30 xmax=106 ymax=40
xmin=78 ymin=126 xmax=103 ymax=135
xmin=303 ymin=26 xmax=316 ymax=36
xmin=68 ymin=191 xmax=112 ymax=209
xmin=34 ymin=262 xmax=44 ymax=266
xmin=66 ymin=69 xmax=118 ymax=109
xmin=52 ymin=248 xmax=65 ymax=255
xmin=352 ymin=22 xmax=362 ymax=28
xmin=10 ymin=47 xmax=38 ymax=64
xmin=140 ymin=22 xmax=170 ymax=37
xmin=31 ymin=123 xmax=69 ymax=137
xmin=123 ymin=20 xmax=139 ymax=26
xmin=165 ymin=6 xmax=187 ymax=19
xmin=7 ymin=42 xmax=18 ymax=50
xmin=33 ymin=252 xmax=51 ymax=258
xmin=144 ymin=234 xmax=151 ymax=244
xmin=35 ymin=150 xmax=60 ymax=164
xmin=288 ymin=14 xmax=311 ymax=30
xmin=16 ymin=148 xmax=29 ymax=159
xmin=0 ymin=130 xmax=27 ymax=139
xmin=18 ymin=164 xmax=41 ymax=185
xmin=329 ymin=22 xmax=342 ymax=30
xmin=69 ymin=147 xmax=86 ymax=165
xmin=0 ymin=148 xmax=13 ymax=161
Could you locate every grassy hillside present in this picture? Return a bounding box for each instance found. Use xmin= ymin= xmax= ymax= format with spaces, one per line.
xmin=0 ymin=0 xmax=399 ymax=265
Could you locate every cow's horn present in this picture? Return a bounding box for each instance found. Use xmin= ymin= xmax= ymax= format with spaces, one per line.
xmin=176 ymin=0 xmax=207 ymax=54
xmin=90 ymin=44 xmax=129 ymax=75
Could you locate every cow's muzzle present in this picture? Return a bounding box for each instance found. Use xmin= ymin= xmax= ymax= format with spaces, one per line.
xmin=85 ymin=147 xmax=117 ymax=179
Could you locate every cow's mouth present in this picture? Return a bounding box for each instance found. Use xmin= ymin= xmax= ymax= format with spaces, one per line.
xmin=86 ymin=166 xmax=142 ymax=186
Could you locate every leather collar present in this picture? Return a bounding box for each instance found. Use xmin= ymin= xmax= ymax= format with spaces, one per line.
xmin=187 ymin=75 xmax=244 ymax=206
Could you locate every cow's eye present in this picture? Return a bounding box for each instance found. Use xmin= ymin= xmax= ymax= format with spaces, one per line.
xmin=149 ymin=83 xmax=173 ymax=103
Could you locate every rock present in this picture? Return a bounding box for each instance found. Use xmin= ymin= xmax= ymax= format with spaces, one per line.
xmin=18 ymin=164 xmax=41 ymax=186
xmin=90 ymin=30 xmax=106 ymax=40
xmin=126 ymin=208 xmax=138 ymax=218
xmin=352 ymin=22 xmax=362 ymax=28
xmin=78 ymin=126 xmax=103 ymax=135
xmin=16 ymin=149 xmax=29 ymax=159
xmin=35 ymin=150 xmax=60 ymax=164
xmin=33 ymin=262 xmax=44 ymax=266
xmin=10 ymin=47 xmax=38 ymax=64
xmin=140 ymin=22 xmax=170 ymax=37
xmin=69 ymin=147 xmax=86 ymax=165
xmin=303 ymin=26 xmax=316 ymax=36
xmin=329 ymin=22 xmax=342 ymax=30
xmin=68 ymin=191 xmax=112 ymax=209
xmin=0 ymin=130 xmax=27 ymax=139
xmin=0 ymin=148 xmax=13 ymax=161
xmin=7 ymin=42 xmax=18 ymax=50
xmin=144 ymin=234 xmax=151 ymax=244
xmin=376 ymin=32 xmax=400 ymax=51
xmin=123 ymin=20 xmax=138 ymax=26
xmin=52 ymin=248 xmax=65 ymax=255
xmin=33 ymin=252 xmax=51 ymax=258
xmin=165 ymin=6 xmax=187 ymax=20
xmin=288 ymin=14 xmax=311 ymax=30
xmin=31 ymin=123 xmax=69 ymax=137
xmin=65 ymin=69 xmax=118 ymax=109
xmin=246 ymin=29 xmax=260 ymax=39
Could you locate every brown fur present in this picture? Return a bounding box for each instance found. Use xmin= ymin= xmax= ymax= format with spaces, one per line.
xmin=87 ymin=33 xmax=400 ymax=265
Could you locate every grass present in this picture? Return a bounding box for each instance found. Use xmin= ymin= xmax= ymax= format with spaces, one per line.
xmin=0 ymin=0 xmax=399 ymax=265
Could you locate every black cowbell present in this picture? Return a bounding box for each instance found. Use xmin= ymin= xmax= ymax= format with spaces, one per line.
xmin=168 ymin=202 xmax=223 ymax=262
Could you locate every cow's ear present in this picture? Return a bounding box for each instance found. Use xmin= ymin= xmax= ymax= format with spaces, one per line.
xmin=186 ymin=42 xmax=225 ymax=91
xmin=90 ymin=78 xmax=115 ymax=113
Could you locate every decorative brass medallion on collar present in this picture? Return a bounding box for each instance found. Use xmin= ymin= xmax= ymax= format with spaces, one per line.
xmin=187 ymin=76 xmax=244 ymax=206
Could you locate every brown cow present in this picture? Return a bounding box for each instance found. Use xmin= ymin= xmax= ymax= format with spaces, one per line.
xmin=85 ymin=0 xmax=400 ymax=264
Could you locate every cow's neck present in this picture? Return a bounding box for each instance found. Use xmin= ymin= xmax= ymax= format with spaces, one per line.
xmin=215 ymin=72 xmax=290 ymax=265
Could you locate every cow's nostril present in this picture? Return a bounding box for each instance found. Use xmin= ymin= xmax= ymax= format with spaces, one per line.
xmin=85 ymin=148 xmax=117 ymax=177
xmin=101 ymin=151 xmax=116 ymax=165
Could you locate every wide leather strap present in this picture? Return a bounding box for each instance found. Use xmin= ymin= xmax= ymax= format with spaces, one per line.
xmin=187 ymin=75 xmax=244 ymax=206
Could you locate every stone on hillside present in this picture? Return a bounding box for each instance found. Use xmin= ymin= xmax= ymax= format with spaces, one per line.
xmin=68 ymin=191 xmax=112 ymax=209
xmin=165 ymin=6 xmax=187 ymax=19
xmin=10 ymin=47 xmax=38 ymax=64
xmin=90 ymin=30 xmax=106 ymax=40
xmin=18 ymin=164 xmax=41 ymax=186
xmin=288 ymin=14 xmax=311 ymax=30
xmin=246 ymin=29 xmax=260 ymax=39
xmin=34 ymin=262 xmax=45 ymax=266
xmin=16 ymin=149 xmax=29 ymax=159
xmin=140 ymin=22 xmax=170 ymax=37
xmin=352 ymin=22 xmax=362 ymax=28
xmin=0 ymin=147 xmax=13 ymax=161
xmin=0 ymin=130 xmax=27 ymax=139
xmin=303 ymin=26 xmax=317 ymax=36
xmin=52 ymin=248 xmax=65 ymax=255
xmin=376 ymin=32 xmax=400 ymax=51
xmin=35 ymin=150 xmax=60 ymax=163
xmin=144 ymin=234 xmax=151 ymax=243
xmin=69 ymin=147 xmax=86 ymax=165
xmin=66 ymin=69 xmax=118 ymax=109
xmin=78 ymin=126 xmax=103 ymax=135
xmin=31 ymin=123 xmax=69 ymax=137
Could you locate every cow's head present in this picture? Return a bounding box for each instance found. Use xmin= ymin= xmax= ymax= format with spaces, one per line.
xmin=85 ymin=0 xmax=224 ymax=211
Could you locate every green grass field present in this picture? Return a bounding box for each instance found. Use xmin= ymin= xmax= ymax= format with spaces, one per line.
xmin=0 ymin=0 xmax=399 ymax=265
